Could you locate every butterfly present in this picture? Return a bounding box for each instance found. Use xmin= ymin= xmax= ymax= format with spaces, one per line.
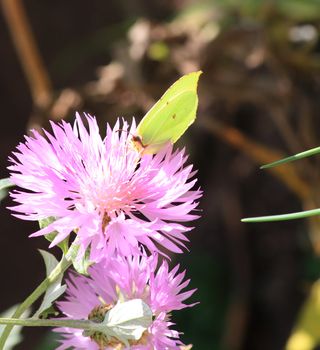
xmin=133 ymin=71 xmax=202 ymax=154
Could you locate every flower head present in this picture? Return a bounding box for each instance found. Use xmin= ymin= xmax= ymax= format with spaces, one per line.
xmin=55 ymin=254 xmax=196 ymax=349
xmin=8 ymin=114 xmax=201 ymax=262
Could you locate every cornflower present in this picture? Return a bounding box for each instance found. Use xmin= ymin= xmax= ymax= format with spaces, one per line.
xmin=55 ymin=254 xmax=196 ymax=349
xmin=9 ymin=114 xmax=201 ymax=261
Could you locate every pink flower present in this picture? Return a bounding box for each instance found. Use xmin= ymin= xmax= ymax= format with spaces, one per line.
xmin=8 ymin=114 xmax=201 ymax=262
xmin=55 ymin=254 xmax=197 ymax=349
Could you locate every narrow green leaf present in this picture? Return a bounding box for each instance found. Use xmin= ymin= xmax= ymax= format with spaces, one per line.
xmin=261 ymin=146 xmax=320 ymax=169
xmin=0 ymin=190 xmax=7 ymax=203
xmin=65 ymin=241 xmax=93 ymax=275
xmin=242 ymin=208 xmax=320 ymax=223
xmin=38 ymin=305 xmax=59 ymax=319
xmin=0 ymin=178 xmax=14 ymax=191
xmin=39 ymin=250 xmax=59 ymax=274
xmin=39 ymin=217 xmax=69 ymax=254
xmin=0 ymin=256 xmax=72 ymax=349
xmin=33 ymin=250 xmax=66 ymax=319
xmin=0 ymin=305 xmax=30 ymax=350
xmin=39 ymin=217 xmax=58 ymax=243
xmin=0 ymin=178 xmax=14 ymax=202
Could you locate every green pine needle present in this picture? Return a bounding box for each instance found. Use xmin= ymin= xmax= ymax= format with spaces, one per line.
xmin=242 ymin=208 xmax=320 ymax=223
xmin=261 ymin=146 xmax=320 ymax=169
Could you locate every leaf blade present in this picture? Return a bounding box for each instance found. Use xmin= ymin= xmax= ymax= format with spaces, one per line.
xmin=261 ymin=146 xmax=320 ymax=169
xmin=0 ymin=178 xmax=14 ymax=191
xmin=242 ymin=208 xmax=320 ymax=223
xmin=0 ymin=178 xmax=14 ymax=202
xmin=32 ymin=250 xmax=66 ymax=318
xmin=0 ymin=305 xmax=30 ymax=350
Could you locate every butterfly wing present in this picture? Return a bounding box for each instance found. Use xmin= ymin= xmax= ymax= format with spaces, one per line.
xmin=136 ymin=71 xmax=201 ymax=153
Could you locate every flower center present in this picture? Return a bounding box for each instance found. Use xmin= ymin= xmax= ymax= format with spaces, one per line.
xmin=88 ymin=304 xmax=113 ymax=323
xmin=87 ymin=304 xmax=113 ymax=349
xmin=101 ymin=212 xmax=111 ymax=232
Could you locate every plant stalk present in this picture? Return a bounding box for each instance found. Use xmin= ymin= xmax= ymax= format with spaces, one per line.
xmin=0 ymin=317 xmax=92 ymax=331
xmin=0 ymin=255 xmax=72 ymax=349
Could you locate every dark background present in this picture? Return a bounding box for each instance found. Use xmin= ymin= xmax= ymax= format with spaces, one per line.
xmin=1 ymin=1 xmax=320 ymax=349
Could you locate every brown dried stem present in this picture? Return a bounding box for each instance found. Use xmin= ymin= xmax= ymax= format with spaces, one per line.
xmin=1 ymin=0 xmax=53 ymax=108
xmin=201 ymin=117 xmax=311 ymax=201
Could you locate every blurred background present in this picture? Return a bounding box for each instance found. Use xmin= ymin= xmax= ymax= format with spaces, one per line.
xmin=2 ymin=0 xmax=320 ymax=349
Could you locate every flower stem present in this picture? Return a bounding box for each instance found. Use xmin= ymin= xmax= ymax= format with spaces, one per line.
xmin=0 ymin=255 xmax=72 ymax=349
xmin=0 ymin=317 xmax=92 ymax=331
xmin=242 ymin=208 xmax=320 ymax=222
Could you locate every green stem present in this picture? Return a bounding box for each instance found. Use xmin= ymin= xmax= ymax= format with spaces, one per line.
xmin=0 ymin=255 xmax=72 ymax=349
xmin=242 ymin=208 xmax=320 ymax=223
xmin=261 ymin=146 xmax=320 ymax=169
xmin=0 ymin=317 xmax=92 ymax=331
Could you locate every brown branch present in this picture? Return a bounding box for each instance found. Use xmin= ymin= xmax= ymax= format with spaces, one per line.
xmin=1 ymin=0 xmax=53 ymax=108
xmin=201 ymin=117 xmax=311 ymax=201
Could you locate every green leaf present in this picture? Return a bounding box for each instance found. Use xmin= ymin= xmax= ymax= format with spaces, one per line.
xmin=33 ymin=250 xmax=66 ymax=319
xmin=38 ymin=217 xmax=69 ymax=254
xmin=0 ymin=190 xmax=7 ymax=203
xmin=261 ymin=146 xmax=320 ymax=169
xmin=38 ymin=305 xmax=59 ymax=319
xmin=135 ymin=71 xmax=202 ymax=154
xmin=242 ymin=208 xmax=320 ymax=223
xmin=0 ymin=178 xmax=13 ymax=191
xmin=39 ymin=217 xmax=58 ymax=243
xmin=65 ymin=241 xmax=93 ymax=275
xmin=0 ymin=178 xmax=14 ymax=202
xmin=0 ymin=305 xmax=30 ymax=350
